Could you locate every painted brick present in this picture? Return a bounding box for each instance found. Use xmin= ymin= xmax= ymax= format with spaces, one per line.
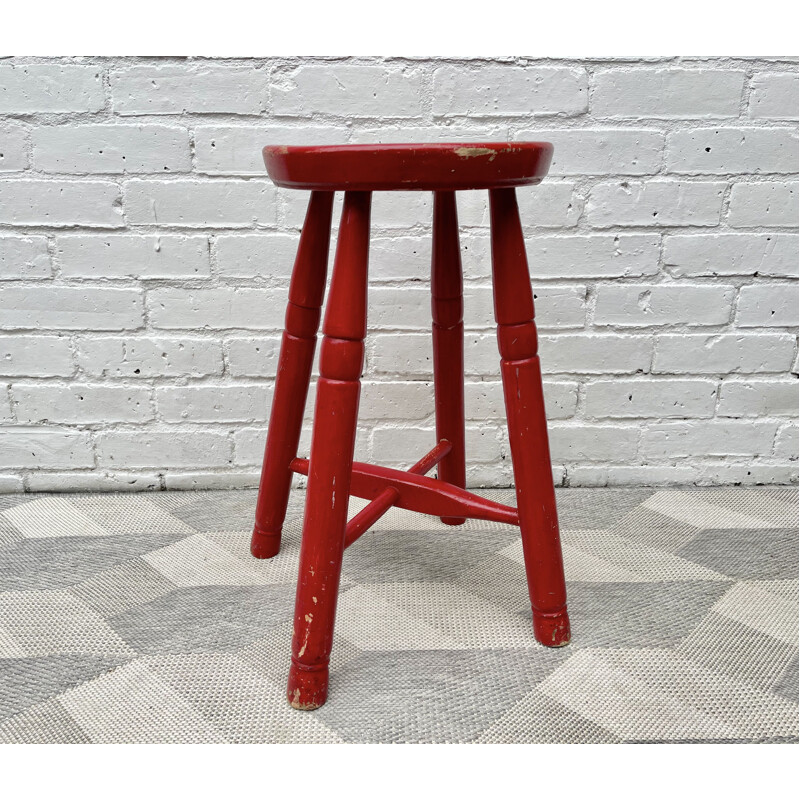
xmin=433 ymin=66 xmax=587 ymax=117
xmin=372 ymin=425 xmax=502 ymax=463
xmin=465 ymin=380 xmax=578 ymax=420
xmin=663 ymin=233 xmax=799 ymax=278
xmin=444 ymin=186 xmax=581 ymax=230
xmin=213 ymin=234 xmax=298 ymax=279
xmin=32 ymin=124 xmax=191 ymax=174
xmin=0 ymin=286 xmax=143 ymax=331
xmin=653 ymin=334 xmax=796 ymax=374
xmin=0 ymin=124 xmax=28 ymax=171
xmin=0 ymin=64 xmax=104 ymax=113
xmin=367 ymin=285 xmax=586 ymax=331
xmin=359 ymin=381 xmax=434 ymax=420
xmin=749 ymin=73 xmax=800 ymax=119
xmin=12 ymin=383 xmax=153 ymax=424
xmin=225 ymin=337 xmax=282 ymax=378
xmin=3 ymin=426 xmax=94 ymax=468
xmin=350 ymin=126 xmax=504 ymax=144
xmin=77 ymin=337 xmax=223 ymax=378
xmin=369 ymin=235 xmax=431 ymax=282
xmin=728 ymin=182 xmax=799 ymax=227
xmin=57 ymin=234 xmax=210 ymax=279
xmin=369 ymin=192 xmax=430 ymax=230
xmin=588 ymin=181 xmax=725 ymax=227
xmin=736 ymin=284 xmax=799 ymax=327
xmin=95 ymin=430 xmax=232 ymax=468
xmin=194 ymin=125 xmax=347 ymax=175
xmin=0 ymin=57 xmax=797 ymax=491
xmin=0 ymin=336 xmax=74 ymax=377
xmin=124 ymin=179 xmax=276 ymax=228
xmin=539 ymin=334 xmax=653 ymax=374
xmin=110 ymin=66 xmax=269 ymax=115
xmin=695 ymin=463 xmax=799 ymax=486
xmin=593 ymin=69 xmax=745 ymax=118
xmin=156 ymin=384 xmax=271 ymax=423
xmin=272 ymin=65 xmax=425 ymax=118
xmin=163 ymin=472 xmax=261 ymax=491
xmin=233 ymin=426 xmax=370 ymax=467
xmin=0 ymin=179 xmax=123 ymax=227
xmin=524 ymin=234 xmax=661 ymax=279
xmin=567 ymin=465 xmax=698 ymax=487
xmin=229 ymin=427 xmax=267 ymax=466
xmin=774 ymin=423 xmax=799 ymax=459
xmin=641 ymin=421 xmax=778 ymax=458
xmin=369 ymin=332 xmax=499 ymax=377
xmin=0 ymin=475 xmax=24 ymax=491
xmin=718 ymin=379 xmax=799 ymax=417
xmin=280 ymin=190 xmax=428 ymax=230
xmin=148 ymin=288 xmax=286 ymax=330
xmin=280 ymin=190 xmax=330 ymax=229
xmin=517 ymin=184 xmax=582 ymax=229
xmin=26 ymin=472 xmax=161 ymax=492
xmin=0 ymin=236 xmax=51 ymax=280
xmin=666 ymin=128 xmax=799 ymax=175
xmin=594 ymin=284 xmax=735 ymax=327
xmin=530 ymin=128 xmax=664 ymax=175
xmin=584 ymin=379 xmax=718 ymax=419
xmin=549 ymin=424 xmax=640 ymax=461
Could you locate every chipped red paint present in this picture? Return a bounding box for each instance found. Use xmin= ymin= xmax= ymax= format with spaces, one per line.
xmin=262 ymin=142 xmax=553 ymax=191
xmin=489 ymin=188 xmax=570 ymax=648
xmin=250 ymin=144 xmax=570 ymax=710
xmin=289 ymin=451 xmax=519 ymax=527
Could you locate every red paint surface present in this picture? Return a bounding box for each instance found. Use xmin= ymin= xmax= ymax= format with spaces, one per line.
xmin=251 ymin=144 xmax=571 ymax=710
xmin=287 ymin=191 xmax=372 ymax=710
xmin=489 ymin=188 xmax=571 ymax=648
xmin=251 ymin=191 xmax=334 ymax=560
xmin=290 ymin=451 xmax=519 ymax=527
xmin=263 ymin=142 xmax=553 ymax=191
xmin=343 ymin=440 xmax=452 ymax=547
xmin=432 ymin=192 xmax=467 ymax=525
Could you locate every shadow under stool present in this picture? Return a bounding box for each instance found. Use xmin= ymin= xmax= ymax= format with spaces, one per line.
xmin=250 ymin=143 xmax=571 ymax=709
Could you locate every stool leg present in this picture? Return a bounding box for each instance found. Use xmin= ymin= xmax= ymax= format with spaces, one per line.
xmin=287 ymin=191 xmax=372 ymax=710
xmin=489 ymin=188 xmax=570 ymax=648
xmin=431 ymin=191 xmax=467 ymax=525
xmin=251 ymin=191 xmax=334 ymax=559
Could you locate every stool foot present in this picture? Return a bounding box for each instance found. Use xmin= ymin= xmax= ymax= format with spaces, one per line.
xmin=287 ymin=661 xmax=329 ymax=710
xmin=533 ymin=607 xmax=571 ymax=647
xmin=440 ymin=516 xmax=466 ymax=526
xmin=250 ymin=525 xmax=281 ymax=559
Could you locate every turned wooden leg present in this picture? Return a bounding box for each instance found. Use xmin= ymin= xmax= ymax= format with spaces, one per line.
xmin=489 ymin=188 xmax=570 ymax=648
xmin=251 ymin=191 xmax=334 ymax=559
xmin=287 ymin=191 xmax=372 ymax=710
xmin=431 ymin=191 xmax=466 ymax=525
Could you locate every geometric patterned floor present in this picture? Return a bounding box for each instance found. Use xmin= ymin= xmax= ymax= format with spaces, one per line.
xmin=0 ymin=487 xmax=797 ymax=743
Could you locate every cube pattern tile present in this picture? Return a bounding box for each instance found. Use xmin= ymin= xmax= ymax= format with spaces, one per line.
xmin=0 ymin=487 xmax=797 ymax=743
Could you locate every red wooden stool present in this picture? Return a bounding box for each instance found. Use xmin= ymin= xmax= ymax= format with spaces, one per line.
xmin=251 ymin=143 xmax=570 ymax=710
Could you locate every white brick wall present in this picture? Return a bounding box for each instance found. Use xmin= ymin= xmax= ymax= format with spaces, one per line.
xmin=0 ymin=56 xmax=797 ymax=492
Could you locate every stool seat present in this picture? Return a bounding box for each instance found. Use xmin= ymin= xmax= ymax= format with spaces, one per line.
xmin=263 ymin=142 xmax=553 ymax=191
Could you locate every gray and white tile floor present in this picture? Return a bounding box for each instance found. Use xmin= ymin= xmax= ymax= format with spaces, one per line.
xmin=0 ymin=486 xmax=796 ymax=743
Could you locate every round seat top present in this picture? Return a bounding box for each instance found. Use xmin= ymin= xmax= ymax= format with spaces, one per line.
xmin=262 ymin=142 xmax=553 ymax=191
